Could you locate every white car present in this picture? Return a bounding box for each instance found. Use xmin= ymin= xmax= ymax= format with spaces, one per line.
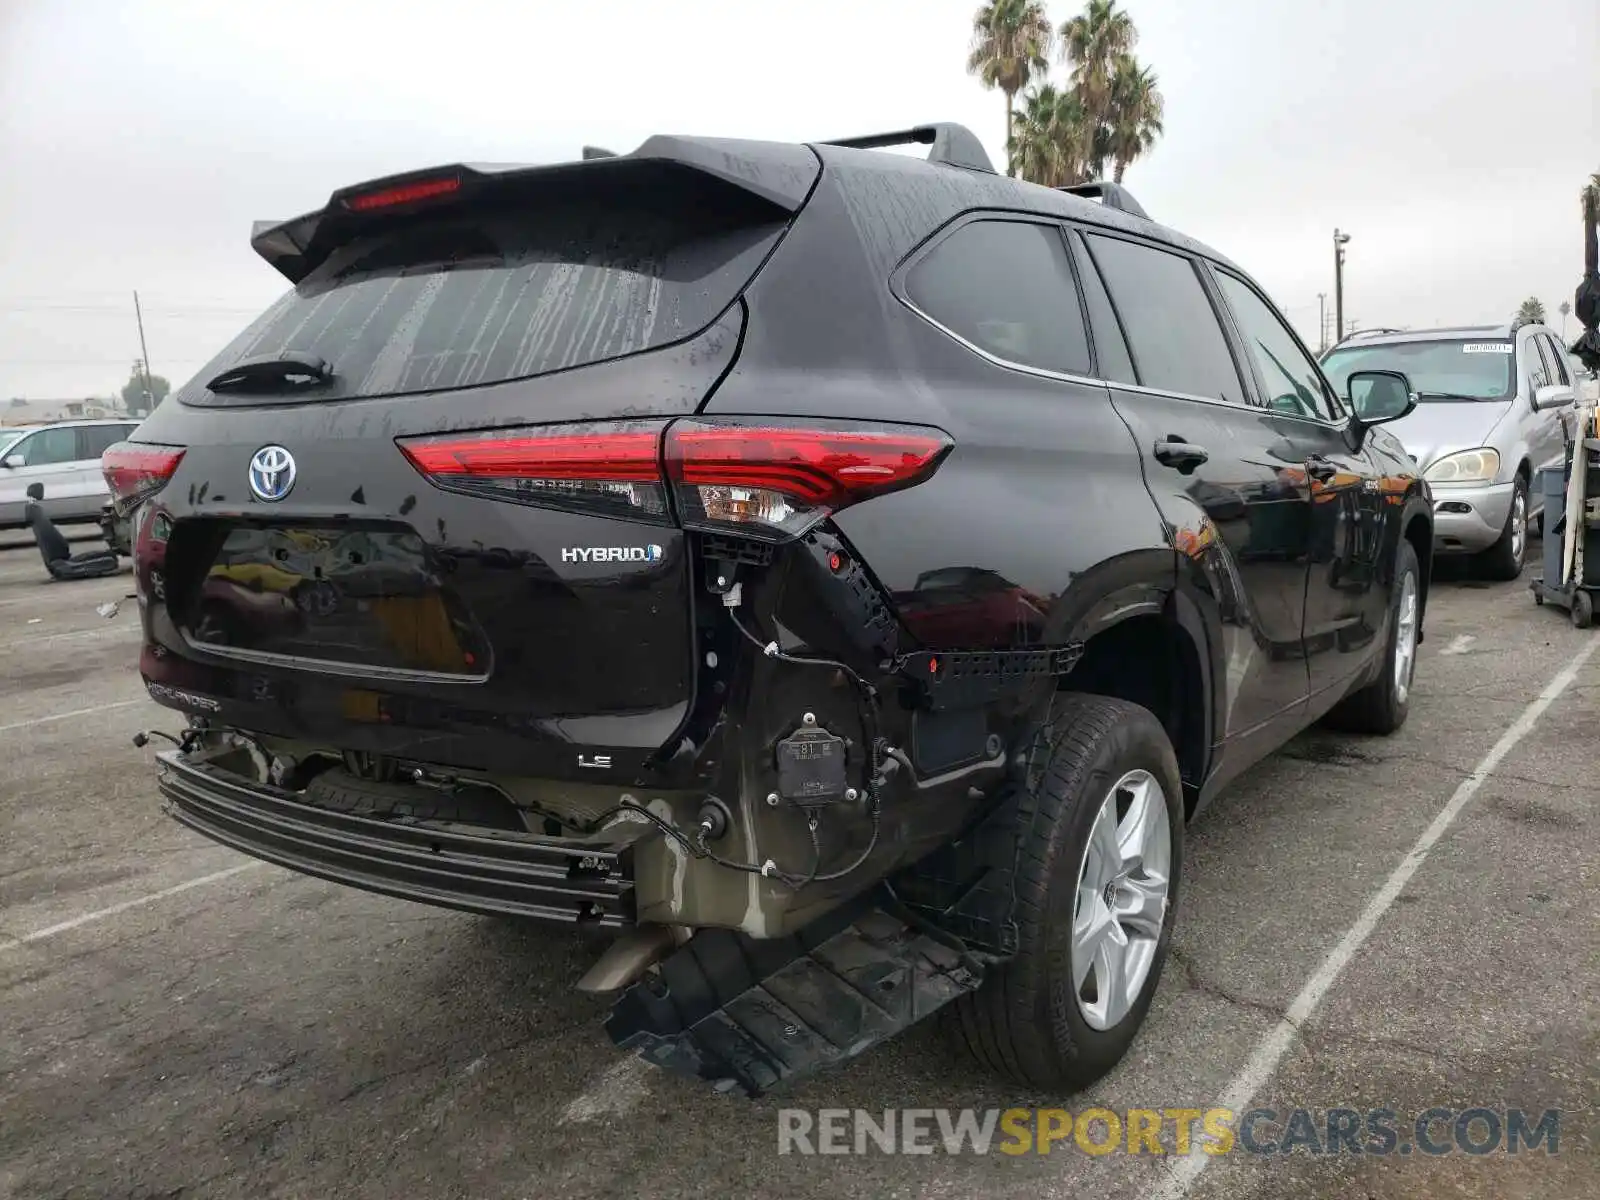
xmin=0 ymin=419 xmax=143 ymax=530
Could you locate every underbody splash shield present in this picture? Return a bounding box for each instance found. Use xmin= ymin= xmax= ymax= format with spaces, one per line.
xmin=604 ymin=902 xmax=982 ymax=1097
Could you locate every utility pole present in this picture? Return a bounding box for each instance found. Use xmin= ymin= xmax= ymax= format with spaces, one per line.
xmin=1333 ymin=228 xmax=1351 ymax=345
xmin=133 ymin=290 xmax=154 ymax=416
xmin=1317 ymin=293 xmax=1327 ymax=353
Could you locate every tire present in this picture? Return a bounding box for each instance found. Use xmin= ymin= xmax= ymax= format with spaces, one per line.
xmin=1572 ymin=591 xmax=1594 ymax=630
xmin=1479 ymin=474 xmax=1529 ymax=581
xmin=1324 ymin=540 xmax=1421 ymax=735
xmin=948 ymin=694 xmax=1184 ymax=1092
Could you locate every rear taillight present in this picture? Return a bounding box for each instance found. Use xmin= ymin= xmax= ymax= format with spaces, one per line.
xmin=397 ymin=418 xmax=952 ymax=541
xmin=397 ymin=422 xmax=669 ymax=523
xmin=665 ymin=420 xmax=952 ymax=541
xmin=101 ymin=442 xmax=185 ymax=518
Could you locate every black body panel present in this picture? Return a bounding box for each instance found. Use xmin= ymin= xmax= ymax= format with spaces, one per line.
xmin=133 ymin=310 xmax=744 ymax=780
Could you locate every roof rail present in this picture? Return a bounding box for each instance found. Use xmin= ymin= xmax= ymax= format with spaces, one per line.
xmin=1057 ymin=181 xmax=1149 ymax=220
xmin=1346 ymin=327 xmax=1406 ymax=339
xmin=820 ymin=123 xmax=996 ymax=174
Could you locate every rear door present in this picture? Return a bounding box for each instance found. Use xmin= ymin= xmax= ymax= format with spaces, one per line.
xmin=1206 ymin=265 xmax=1388 ymax=707
xmin=78 ymin=423 xmax=136 ymax=509
xmin=1072 ymin=228 xmax=1314 ymax=760
xmin=128 ymin=152 xmax=814 ymax=780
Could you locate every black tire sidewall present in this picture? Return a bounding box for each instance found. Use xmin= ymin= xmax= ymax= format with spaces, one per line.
xmin=1003 ymin=697 xmax=1185 ymax=1086
xmin=1483 ymin=475 xmax=1528 ymax=579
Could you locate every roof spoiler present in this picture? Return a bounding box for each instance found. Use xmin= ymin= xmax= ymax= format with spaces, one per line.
xmin=249 ymin=136 xmax=819 ymax=285
xmin=1057 ymin=181 xmax=1149 ymax=220
xmin=820 ymin=123 xmax=996 ymax=174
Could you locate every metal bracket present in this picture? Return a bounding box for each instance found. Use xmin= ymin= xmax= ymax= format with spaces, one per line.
xmin=893 ymin=644 xmax=1083 ymax=711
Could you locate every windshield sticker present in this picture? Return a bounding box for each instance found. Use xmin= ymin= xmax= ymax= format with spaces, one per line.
xmin=1462 ymin=343 xmax=1513 ymax=353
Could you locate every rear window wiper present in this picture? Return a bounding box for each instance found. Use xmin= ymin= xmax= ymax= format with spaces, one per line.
xmin=207 ymin=352 xmax=334 ymax=394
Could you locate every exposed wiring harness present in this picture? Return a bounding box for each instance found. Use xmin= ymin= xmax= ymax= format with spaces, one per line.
xmin=725 ymin=605 xmax=887 ymax=883
xmin=580 ymin=600 xmax=891 ymax=889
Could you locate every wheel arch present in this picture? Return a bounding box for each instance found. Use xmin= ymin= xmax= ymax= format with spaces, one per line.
xmin=1058 ymin=571 xmax=1217 ymax=820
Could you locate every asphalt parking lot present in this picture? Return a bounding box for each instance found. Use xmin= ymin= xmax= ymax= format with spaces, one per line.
xmin=1 ymin=530 xmax=1595 ymax=1200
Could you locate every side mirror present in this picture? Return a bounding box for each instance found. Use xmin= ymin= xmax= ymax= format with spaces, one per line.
xmin=1347 ymin=369 xmax=1416 ymax=426
xmin=2 ymin=453 xmax=23 ymax=469
xmin=1532 ymin=383 xmax=1572 ymax=411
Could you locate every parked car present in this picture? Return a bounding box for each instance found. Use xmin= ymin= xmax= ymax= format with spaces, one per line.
xmin=0 ymin=418 xmax=144 ymax=530
xmin=1320 ymin=324 xmax=1577 ymax=577
xmin=111 ymin=124 xmax=1433 ymax=1098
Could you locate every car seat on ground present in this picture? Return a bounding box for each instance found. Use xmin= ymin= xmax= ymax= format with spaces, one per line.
xmin=24 ymin=484 xmax=121 ymax=581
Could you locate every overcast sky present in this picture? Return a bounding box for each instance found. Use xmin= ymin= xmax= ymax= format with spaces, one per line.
xmin=1 ymin=0 xmax=1596 ymax=401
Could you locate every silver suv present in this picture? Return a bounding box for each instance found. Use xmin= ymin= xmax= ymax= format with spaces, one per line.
xmin=1320 ymin=323 xmax=1577 ymax=578
xmin=0 ymin=418 xmax=143 ymax=530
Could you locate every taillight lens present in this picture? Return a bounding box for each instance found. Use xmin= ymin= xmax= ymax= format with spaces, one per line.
xmin=341 ymin=175 xmax=461 ymax=212
xmin=101 ymin=442 xmax=185 ymax=518
xmin=396 ymin=418 xmax=952 ymax=541
xmin=666 ymin=419 xmax=952 ymax=541
xmin=396 ymin=421 xmax=670 ymax=523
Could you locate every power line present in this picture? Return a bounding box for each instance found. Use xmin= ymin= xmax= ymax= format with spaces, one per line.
xmin=0 ymin=304 xmax=260 ymax=316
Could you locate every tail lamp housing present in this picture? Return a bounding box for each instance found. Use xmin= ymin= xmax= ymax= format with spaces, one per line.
xmin=397 ymin=417 xmax=953 ymax=541
xmin=101 ymin=442 xmax=186 ymax=518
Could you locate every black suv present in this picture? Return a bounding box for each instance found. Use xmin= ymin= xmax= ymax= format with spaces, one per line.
xmin=108 ymin=124 xmax=1432 ymax=1098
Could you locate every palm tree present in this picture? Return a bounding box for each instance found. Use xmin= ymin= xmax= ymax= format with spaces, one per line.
xmin=1108 ymin=56 xmax=1164 ymax=182
xmin=1559 ymin=299 xmax=1572 ymax=338
xmin=1060 ymin=0 xmax=1136 ymax=128
xmin=1515 ymin=297 xmax=1547 ymax=327
xmin=967 ymin=0 xmax=1055 ymax=176
xmin=1010 ymin=84 xmax=1091 ymax=188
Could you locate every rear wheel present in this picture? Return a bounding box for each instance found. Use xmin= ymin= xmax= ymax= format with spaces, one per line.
xmin=948 ymin=694 xmax=1183 ymax=1092
xmin=1324 ymin=540 xmax=1421 ymax=735
xmin=1480 ymin=475 xmax=1528 ymax=581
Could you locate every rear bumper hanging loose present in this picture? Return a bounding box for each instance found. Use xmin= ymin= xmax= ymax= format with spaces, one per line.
xmin=154 ymin=750 xmax=636 ymax=927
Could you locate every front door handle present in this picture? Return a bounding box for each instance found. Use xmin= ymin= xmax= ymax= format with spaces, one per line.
xmin=1153 ymin=437 xmax=1209 ymax=473
xmin=1305 ymin=455 xmax=1339 ymax=482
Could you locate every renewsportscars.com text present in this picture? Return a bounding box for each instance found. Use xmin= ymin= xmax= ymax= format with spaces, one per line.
xmin=776 ymin=1107 xmax=1562 ymax=1157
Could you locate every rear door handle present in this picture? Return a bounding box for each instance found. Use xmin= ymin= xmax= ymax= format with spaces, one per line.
xmin=1305 ymin=455 xmax=1339 ymax=482
xmin=1153 ymin=437 xmax=1209 ymax=473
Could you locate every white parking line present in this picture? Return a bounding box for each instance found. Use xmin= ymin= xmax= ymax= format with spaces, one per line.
xmin=0 ymin=697 xmax=146 ymax=734
xmin=0 ymin=863 xmax=263 ymax=953
xmin=1151 ymin=634 xmax=1600 ymax=1199
xmin=1440 ymin=634 xmax=1475 ymax=655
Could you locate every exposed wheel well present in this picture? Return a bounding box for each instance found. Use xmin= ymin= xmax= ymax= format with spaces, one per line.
xmin=1061 ymin=613 xmax=1207 ymax=817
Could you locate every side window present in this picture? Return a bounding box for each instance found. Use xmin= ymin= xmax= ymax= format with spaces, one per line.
xmin=1527 ymin=337 xmax=1553 ymax=390
xmin=11 ymin=426 xmax=79 ymax=467
xmin=1067 ymin=232 xmax=1136 ymax=385
xmin=905 ymin=219 xmax=1093 ymax=376
xmin=1212 ymin=270 xmax=1343 ymax=421
xmin=1083 ymin=234 xmax=1247 ymax=405
xmin=1539 ymin=335 xmax=1570 ymax=387
xmin=79 ymin=425 xmax=128 ymax=459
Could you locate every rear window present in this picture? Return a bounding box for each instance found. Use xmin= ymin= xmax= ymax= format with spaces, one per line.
xmin=904 ymin=218 xmax=1093 ymax=377
xmin=180 ymin=186 xmax=787 ymax=406
xmin=1320 ymin=339 xmax=1515 ymax=401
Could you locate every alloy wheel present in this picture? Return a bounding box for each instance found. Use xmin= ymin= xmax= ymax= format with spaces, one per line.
xmin=1070 ymin=769 xmax=1173 ymax=1031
